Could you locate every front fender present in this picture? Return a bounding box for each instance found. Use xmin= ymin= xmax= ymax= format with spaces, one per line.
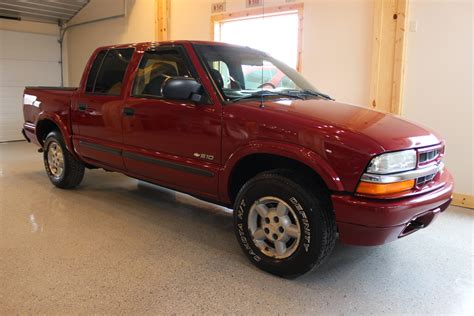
xmin=219 ymin=140 xmax=344 ymax=203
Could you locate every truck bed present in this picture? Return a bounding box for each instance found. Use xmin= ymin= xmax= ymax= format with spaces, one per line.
xmin=23 ymin=86 xmax=77 ymax=145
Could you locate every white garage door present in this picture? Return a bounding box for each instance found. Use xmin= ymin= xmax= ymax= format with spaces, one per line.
xmin=0 ymin=30 xmax=61 ymax=142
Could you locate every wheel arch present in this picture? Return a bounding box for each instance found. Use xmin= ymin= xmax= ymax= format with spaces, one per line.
xmin=220 ymin=141 xmax=344 ymax=205
xmin=35 ymin=113 xmax=74 ymax=154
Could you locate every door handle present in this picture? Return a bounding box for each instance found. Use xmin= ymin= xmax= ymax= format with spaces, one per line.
xmin=123 ymin=107 xmax=135 ymax=117
xmin=78 ymin=103 xmax=88 ymax=111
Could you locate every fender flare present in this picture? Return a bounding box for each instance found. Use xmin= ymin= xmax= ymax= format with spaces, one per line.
xmin=36 ymin=112 xmax=75 ymax=155
xmin=219 ymin=140 xmax=344 ymax=203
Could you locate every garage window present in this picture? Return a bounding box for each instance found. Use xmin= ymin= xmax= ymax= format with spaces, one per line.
xmin=212 ymin=4 xmax=303 ymax=71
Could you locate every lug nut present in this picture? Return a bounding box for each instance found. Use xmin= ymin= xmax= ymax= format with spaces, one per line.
xmin=264 ymin=228 xmax=270 ymax=234
xmin=279 ymin=227 xmax=284 ymax=233
xmin=274 ymin=217 xmax=279 ymax=223
xmin=265 ymin=217 xmax=270 ymax=224
xmin=272 ymin=234 xmax=278 ymax=240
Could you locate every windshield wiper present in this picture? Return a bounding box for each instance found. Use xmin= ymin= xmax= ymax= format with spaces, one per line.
xmin=283 ymin=89 xmax=334 ymax=101
xmin=299 ymin=89 xmax=335 ymax=101
xmin=231 ymin=90 xmax=305 ymax=103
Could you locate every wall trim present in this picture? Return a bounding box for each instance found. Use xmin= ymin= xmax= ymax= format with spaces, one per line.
xmin=452 ymin=193 xmax=474 ymax=209
xmin=156 ymin=0 xmax=170 ymax=41
xmin=369 ymin=0 xmax=409 ymax=114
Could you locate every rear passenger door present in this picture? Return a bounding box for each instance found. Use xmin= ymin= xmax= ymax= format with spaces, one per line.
xmin=71 ymin=47 xmax=134 ymax=170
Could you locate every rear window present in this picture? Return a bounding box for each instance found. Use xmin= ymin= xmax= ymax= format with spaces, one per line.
xmin=86 ymin=48 xmax=134 ymax=95
xmin=85 ymin=50 xmax=106 ymax=93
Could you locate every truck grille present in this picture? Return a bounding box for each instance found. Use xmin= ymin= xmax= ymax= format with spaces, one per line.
xmin=416 ymin=173 xmax=437 ymax=186
xmin=415 ymin=145 xmax=444 ymax=188
xmin=418 ymin=145 xmax=443 ymax=167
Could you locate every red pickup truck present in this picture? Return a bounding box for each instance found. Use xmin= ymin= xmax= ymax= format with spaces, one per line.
xmin=22 ymin=41 xmax=453 ymax=277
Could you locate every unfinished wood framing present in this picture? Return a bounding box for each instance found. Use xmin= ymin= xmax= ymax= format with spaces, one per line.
xmin=210 ymin=3 xmax=304 ymax=72
xmin=452 ymin=193 xmax=474 ymax=209
xmin=156 ymin=0 xmax=170 ymax=41
xmin=370 ymin=0 xmax=409 ymax=114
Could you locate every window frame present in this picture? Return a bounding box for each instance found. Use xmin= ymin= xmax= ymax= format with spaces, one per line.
xmin=85 ymin=47 xmax=135 ymax=97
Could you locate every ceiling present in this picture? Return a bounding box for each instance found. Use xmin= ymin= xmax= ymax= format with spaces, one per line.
xmin=0 ymin=0 xmax=89 ymax=25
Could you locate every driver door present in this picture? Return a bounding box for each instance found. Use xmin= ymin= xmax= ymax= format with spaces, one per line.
xmin=121 ymin=45 xmax=222 ymax=200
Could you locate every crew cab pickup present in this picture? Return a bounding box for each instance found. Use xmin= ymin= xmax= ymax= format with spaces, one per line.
xmin=22 ymin=41 xmax=454 ymax=277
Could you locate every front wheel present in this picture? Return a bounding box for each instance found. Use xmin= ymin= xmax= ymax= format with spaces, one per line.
xmin=43 ymin=130 xmax=85 ymax=189
xmin=233 ymin=170 xmax=336 ymax=278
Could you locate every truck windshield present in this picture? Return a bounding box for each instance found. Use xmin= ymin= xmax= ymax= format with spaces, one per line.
xmin=194 ymin=44 xmax=328 ymax=102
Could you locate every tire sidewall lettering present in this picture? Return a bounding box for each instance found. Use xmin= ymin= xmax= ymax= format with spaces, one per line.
xmin=237 ymin=200 xmax=261 ymax=262
xmin=289 ymin=197 xmax=311 ymax=253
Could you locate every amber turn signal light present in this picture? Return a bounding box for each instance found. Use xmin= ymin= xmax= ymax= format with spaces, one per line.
xmin=356 ymin=179 xmax=415 ymax=196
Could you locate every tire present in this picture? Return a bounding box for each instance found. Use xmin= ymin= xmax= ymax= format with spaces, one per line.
xmin=233 ymin=169 xmax=336 ymax=278
xmin=43 ymin=130 xmax=85 ymax=189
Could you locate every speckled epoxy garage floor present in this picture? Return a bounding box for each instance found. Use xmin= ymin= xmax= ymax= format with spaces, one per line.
xmin=0 ymin=142 xmax=472 ymax=314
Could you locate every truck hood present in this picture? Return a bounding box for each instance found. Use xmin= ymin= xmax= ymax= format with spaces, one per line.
xmin=266 ymin=98 xmax=442 ymax=151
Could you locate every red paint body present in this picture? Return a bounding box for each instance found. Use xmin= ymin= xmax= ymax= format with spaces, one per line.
xmin=22 ymin=41 xmax=453 ymax=246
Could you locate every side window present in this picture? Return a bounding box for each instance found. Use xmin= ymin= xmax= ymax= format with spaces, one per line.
xmin=133 ymin=49 xmax=192 ymax=97
xmin=93 ymin=48 xmax=134 ymax=95
xmin=85 ymin=50 xmax=106 ymax=93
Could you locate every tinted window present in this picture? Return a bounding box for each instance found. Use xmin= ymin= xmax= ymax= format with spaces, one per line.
xmin=85 ymin=50 xmax=106 ymax=93
xmin=93 ymin=48 xmax=134 ymax=95
xmin=133 ymin=49 xmax=192 ymax=97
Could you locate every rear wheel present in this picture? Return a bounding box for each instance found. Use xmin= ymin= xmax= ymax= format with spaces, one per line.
xmin=233 ymin=170 xmax=336 ymax=278
xmin=43 ymin=131 xmax=85 ymax=189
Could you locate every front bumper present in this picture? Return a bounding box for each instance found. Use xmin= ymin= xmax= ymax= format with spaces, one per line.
xmin=332 ymin=169 xmax=454 ymax=246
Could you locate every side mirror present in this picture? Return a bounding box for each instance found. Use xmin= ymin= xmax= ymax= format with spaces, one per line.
xmin=162 ymin=77 xmax=204 ymax=103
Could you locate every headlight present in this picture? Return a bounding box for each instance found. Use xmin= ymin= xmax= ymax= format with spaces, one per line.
xmin=366 ymin=150 xmax=417 ymax=174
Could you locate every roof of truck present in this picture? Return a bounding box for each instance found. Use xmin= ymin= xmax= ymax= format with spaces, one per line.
xmin=94 ymin=40 xmax=258 ymax=51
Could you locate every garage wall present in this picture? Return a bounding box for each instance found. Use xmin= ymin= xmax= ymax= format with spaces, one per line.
xmin=403 ymin=0 xmax=473 ymax=196
xmin=0 ymin=22 xmax=61 ymax=142
xmin=170 ymin=0 xmax=374 ymax=106
xmin=64 ymin=0 xmax=374 ymax=105
xmin=65 ymin=0 xmax=156 ymax=86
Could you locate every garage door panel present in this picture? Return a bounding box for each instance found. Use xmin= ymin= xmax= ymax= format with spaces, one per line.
xmin=0 ymin=30 xmax=61 ymax=142
xmin=0 ymin=128 xmax=23 ymax=142
xmin=0 ymin=30 xmax=60 ymax=61
xmin=1 ymin=96 xmax=23 ymax=113
xmin=0 ymin=60 xmax=60 ymax=87
xmin=0 ymin=86 xmax=24 ymax=98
